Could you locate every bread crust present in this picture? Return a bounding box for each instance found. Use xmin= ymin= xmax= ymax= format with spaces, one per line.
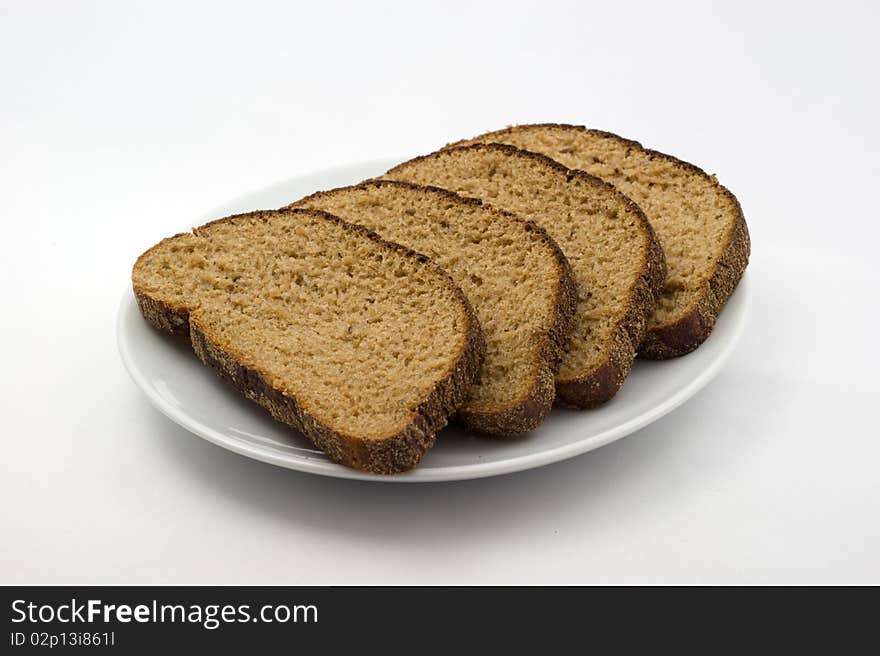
xmin=449 ymin=124 xmax=750 ymax=359
xmin=384 ymin=144 xmax=666 ymax=409
xmin=288 ymin=179 xmax=577 ymax=436
xmin=133 ymin=208 xmax=486 ymax=474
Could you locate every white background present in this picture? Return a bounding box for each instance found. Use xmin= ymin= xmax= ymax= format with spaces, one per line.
xmin=2 ymin=0 xmax=878 ymax=584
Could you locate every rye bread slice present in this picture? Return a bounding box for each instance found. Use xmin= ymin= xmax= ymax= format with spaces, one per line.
xmin=382 ymin=144 xmax=666 ymax=409
xmin=450 ymin=124 xmax=750 ymax=358
xmin=132 ymin=208 xmax=485 ymax=474
xmin=288 ymin=180 xmax=576 ymax=436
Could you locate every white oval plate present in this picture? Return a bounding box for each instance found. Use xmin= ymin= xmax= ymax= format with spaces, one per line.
xmin=118 ymin=159 xmax=750 ymax=482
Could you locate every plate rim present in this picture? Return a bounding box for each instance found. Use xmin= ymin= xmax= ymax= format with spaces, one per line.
xmin=118 ymin=159 xmax=750 ymax=483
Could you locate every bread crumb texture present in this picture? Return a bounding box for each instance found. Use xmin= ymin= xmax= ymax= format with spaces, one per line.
xmin=451 ymin=124 xmax=750 ymax=356
xmin=132 ymin=209 xmax=481 ymax=457
xmin=383 ymin=144 xmax=664 ymax=407
xmin=291 ymin=180 xmax=575 ymax=435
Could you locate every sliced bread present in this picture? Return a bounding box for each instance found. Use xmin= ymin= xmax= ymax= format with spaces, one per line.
xmin=132 ymin=208 xmax=485 ymax=474
xmin=382 ymin=144 xmax=666 ymax=408
xmin=288 ymin=180 xmax=576 ymax=436
xmin=450 ymin=124 xmax=750 ymax=358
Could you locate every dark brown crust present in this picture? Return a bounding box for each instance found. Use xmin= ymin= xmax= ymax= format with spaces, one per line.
xmin=134 ymin=289 xmax=190 ymax=337
xmin=449 ymin=123 xmax=751 ymax=359
xmin=132 ymin=207 xmax=486 ymax=474
xmin=384 ymin=144 xmax=665 ymax=409
xmin=286 ymin=179 xmax=577 ymax=437
xmin=389 ymin=141 xmax=638 ymax=201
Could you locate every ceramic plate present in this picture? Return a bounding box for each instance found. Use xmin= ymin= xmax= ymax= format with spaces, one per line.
xmin=118 ymin=159 xmax=749 ymax=482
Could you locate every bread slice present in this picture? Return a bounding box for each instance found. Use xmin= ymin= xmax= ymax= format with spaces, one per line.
xmin=132 ymin=208 xmax=485 ymax=474
xmin=288 ymin=180 xmax=576 ymax=436
xmin=450 ymin=124 xmax=750 ymax=358
xmin=382 ymin=144 xmax=666 ymax=408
